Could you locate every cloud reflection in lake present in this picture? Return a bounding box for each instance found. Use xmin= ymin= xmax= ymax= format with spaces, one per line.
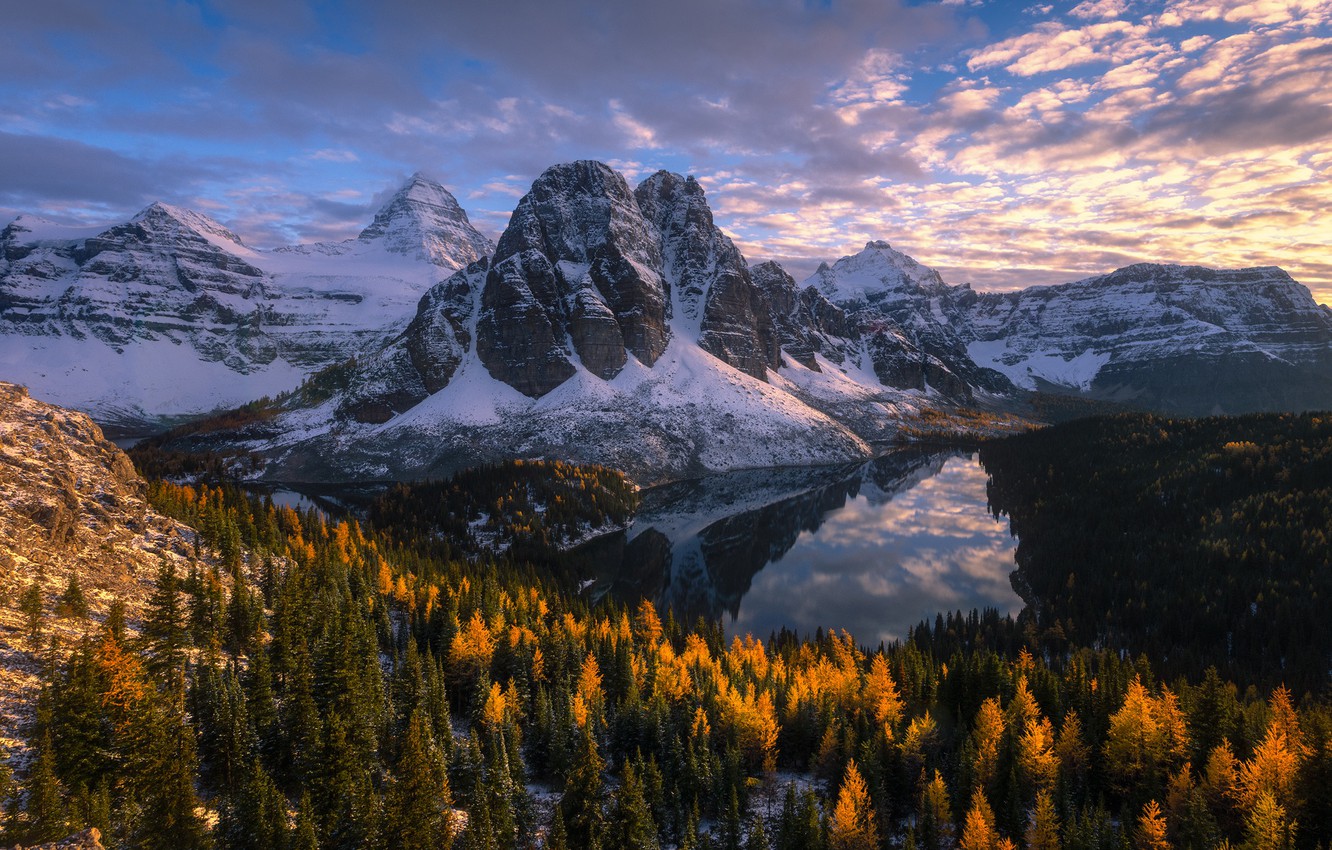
xmin=725 ymin=455 xmax=1021 ymax=647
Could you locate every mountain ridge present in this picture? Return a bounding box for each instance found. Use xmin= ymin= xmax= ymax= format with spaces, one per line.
xmin=7 ymin=160 xmax=1332 ymax=482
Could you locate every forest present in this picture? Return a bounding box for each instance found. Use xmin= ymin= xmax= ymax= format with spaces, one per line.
xmin=981 ymin=411 xmax=1332 ymax=693
xmin=4 ymin=423 xmax=1331 ymax=849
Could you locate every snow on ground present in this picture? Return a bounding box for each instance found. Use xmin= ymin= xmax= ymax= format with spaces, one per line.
xmin=966 ymin=339 xmax=1110 ymax=391
xmin=1 ymin=335 xmax=308 ymax=424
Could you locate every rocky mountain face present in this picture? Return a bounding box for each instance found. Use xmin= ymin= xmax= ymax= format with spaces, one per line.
xmin=964 ymin=263 xmax=1332 ymax=415
xmin=477 ymin=161 xmax=670 ymax=395
xmin=9 ymin=159 xmax=1331 ymax=483
xmin=147 ymin=160 xmax=1332 ymax=484
xmin=800 ymin=241 xmax=1014 ymax=400
xmin=0 ymin=176 xmax=494 ymax=432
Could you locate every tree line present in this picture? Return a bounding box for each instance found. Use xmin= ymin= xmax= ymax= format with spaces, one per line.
xmin=4 ymin=446 xmax=1331 ymax=848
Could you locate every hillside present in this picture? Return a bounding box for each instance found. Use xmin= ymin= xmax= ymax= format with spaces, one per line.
xmin=0 ymin=382 xmax=202 ymax=753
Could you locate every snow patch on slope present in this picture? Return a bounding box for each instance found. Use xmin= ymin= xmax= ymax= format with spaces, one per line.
xmin=966 ymin=340 xmax=1111 ymax=391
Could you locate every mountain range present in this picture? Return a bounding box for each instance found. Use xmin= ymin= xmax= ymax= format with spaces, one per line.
xmin=5 ymin=160 xmax=1332 ymax=483
xmin=0 ymin=174 xmax=492 ymax=432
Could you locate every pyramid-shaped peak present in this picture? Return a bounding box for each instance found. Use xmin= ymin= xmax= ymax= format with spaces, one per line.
xmin=358 ymin=173 xmax=493 ymax=268
xmin=392 ymin=172 xmax=465 ymax=208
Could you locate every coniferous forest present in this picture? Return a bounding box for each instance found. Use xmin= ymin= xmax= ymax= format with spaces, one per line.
xmin=6 ymin=419 xmax=1332 ymax=849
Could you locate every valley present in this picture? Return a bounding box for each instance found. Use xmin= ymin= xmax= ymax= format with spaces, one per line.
xmin=3 ymin=160 xmax=1332 ymax=849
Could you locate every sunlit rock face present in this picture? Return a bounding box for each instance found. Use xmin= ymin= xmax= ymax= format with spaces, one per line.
xmin=965 ymin=263 xmax=1332 ymax=414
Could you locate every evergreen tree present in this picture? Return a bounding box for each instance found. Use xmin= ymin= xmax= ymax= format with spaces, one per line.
xmin=609 ymin=762 xmax=660 ymax=850
xmin=20 ymin=581 xmax=44 ymax=648
xmin=561 ymin=726 xmax=606 ymax=850
xmin=129 ymin=701 xmax=212 ymax=850
xmin=22 ymin=730 xmax=67 ymax=843
xmin=1024 ymin=790 xmax=1060 ymax=850
xmin=547 ymin=806 xmax=569 ymax=850
xmin=292 ymin=792 xmax=320 ymax=850
xmin=219 ymin=760 xmax=289 ymax=850
xmin=313 ymin=711 xmax=383 ymax=850
xmin=57 ymin=573 xmax=89 ymax=619
xmin=141 ymin=559 xmax=189 ymax=680
xmin=745 ymin=814 xmax=772 ymax=850
xmin=385 ymin=709 xmax=454 ymax=850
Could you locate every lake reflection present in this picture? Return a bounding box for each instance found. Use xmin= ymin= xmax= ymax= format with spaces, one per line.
xmin=586 ymin=450 xmax=1022 ymax=647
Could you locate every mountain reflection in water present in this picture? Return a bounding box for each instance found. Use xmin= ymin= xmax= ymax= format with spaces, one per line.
xmin=583 ymin=449 xmax=1022 ymax=646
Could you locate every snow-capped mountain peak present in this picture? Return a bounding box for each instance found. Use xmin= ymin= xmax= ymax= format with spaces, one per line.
xmin=807 ymin=240 xmax=949 ymax=304
xmin=130 ymin=201 xmax=254 ymax=254
xmin=357 ymin=172 xmax=494 ymax=267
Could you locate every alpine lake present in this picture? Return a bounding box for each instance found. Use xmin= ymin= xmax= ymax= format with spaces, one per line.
xmin=250 ymin=447 xmax=1023 ymax=647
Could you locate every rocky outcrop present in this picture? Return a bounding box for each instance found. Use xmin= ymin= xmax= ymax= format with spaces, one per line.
xmin=636 ymin=171 xmax=779 ymax=379
xmin=476 ymin=161 xmax=669 ymax=396
xmin=337 ymin=259 xmax=489 ymax=424
xmin=0 ymin=382 xmax=208 ymax=750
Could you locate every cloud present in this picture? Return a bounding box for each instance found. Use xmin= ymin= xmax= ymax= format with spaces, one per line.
xmin=0 ymin=131 xmax=207 ymax=211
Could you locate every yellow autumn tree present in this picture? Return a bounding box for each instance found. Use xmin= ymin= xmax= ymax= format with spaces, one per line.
xmin=1018 ymin=715 xmax=1059 ymax=793
xmin=1237 ymin=726 xmax=1300 ymax=812
xmin=448 ymin=610 xmax=494 ymax=684
xmin=971 ymin=698 xmax=1005 ymax=791
xmin=959 ymin=788 xmax=1001 ymax=850
xmin=1024 ymin=790 xmax=1061 ymax=850
xmin=1134 ymin=800 xmax=1171 ymax=850
xmin=1243 ymin=791 xmax=1297 ymax=850
xmin=865 ymin=654 xmax=904 ymax=727
xmin=1105 ymin=677 xmax=1187 ymax=795
xmin=919 ymin=769 xmax=953 ymax=850
xmin=829 ymin=759 xmax=879 ymax=850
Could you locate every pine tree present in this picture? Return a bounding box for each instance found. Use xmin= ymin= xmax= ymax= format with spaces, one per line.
xmin=20 ymin=581 xmax=44 ymax=648
xmin=57 ymin=573 xmax=89 ymax=619
xmin=313 ymin=710 xmax=382 ymax=850
xmin=560 ymin=726 xmax=606 ymax=850
xmin=22 ymin=730 xmax=67 ymax=843
xmin=745 ymin=814 xmax=772 ymax=850
xmin=547 ymin=806 xmax=569 ymax=850
xmin=219 ymin=759 xmax=289 ymax=850
xmin=608 ymin=762 xmax=660 ymax=850
xmin=292 ymin=792 xmax=319 ymax=850
xmin=130 ymin=700 xmax=212 ymax=850
xmin=141 ymin=558 xmax=189 ymax=680
xmin=385 ymin=709 xmax=454 ymax=850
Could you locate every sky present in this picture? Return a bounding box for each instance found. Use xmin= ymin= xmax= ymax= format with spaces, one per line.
xmin=2 ymin=0 xmax=1330 ymax=302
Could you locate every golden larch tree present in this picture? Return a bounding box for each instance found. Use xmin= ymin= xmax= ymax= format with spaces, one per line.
xmin=829 ymin=759 xmax=879 ymax=850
